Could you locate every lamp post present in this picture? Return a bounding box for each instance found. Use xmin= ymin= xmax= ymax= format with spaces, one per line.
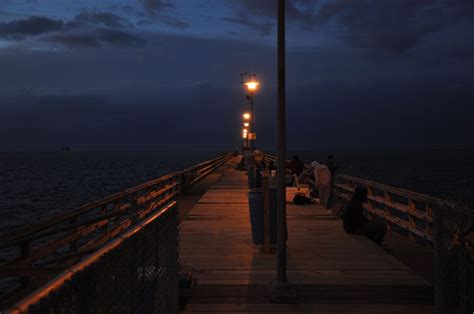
xmin=241 ymin=73 xmax=259 ymax=150
xmin=242 ymin=128 xmax=249 ymax=148
xmin=241 ymin=112 xmax=252 ymax=156
xmin=277 ymin=0 xmax=287 ymax=285
xmin=272 ymin=0 xmax=293 ymax=299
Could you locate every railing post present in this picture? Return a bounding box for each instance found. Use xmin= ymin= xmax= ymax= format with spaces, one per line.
xmin=263 ymin=177 xmax=271 ymax=254
xmin=20 ymin=240 xmax=31 ymax=288
xmin=426 ymin=203 xmax=433 ymax=243
xmin=384 ymin=191 xmax=392 ymax=230
xmin=408 ymin=199 xmax=416 ymax=242
xmin=366 ymin=187 xmax=374 ymax=219
xmin=69 ymin=216 xmax=79 ymax=252
xmin=132 ymin=195 xmax=139 ymax=224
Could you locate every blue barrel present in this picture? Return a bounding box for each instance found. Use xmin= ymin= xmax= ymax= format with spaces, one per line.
xmin=247 ymin=165 xmax=255 ymax=189
xmin=248 ymin=188 xmax=277 ymax=245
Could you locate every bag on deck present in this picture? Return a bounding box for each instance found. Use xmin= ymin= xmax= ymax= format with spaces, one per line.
xmin=293 ymin=193 xmax=311 ymax=205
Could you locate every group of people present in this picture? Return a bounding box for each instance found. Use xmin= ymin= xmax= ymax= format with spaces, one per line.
xmin=286 ymin=155 xmax=336 ymax=209
xmin=250 ymin=152 xmax=386 ymax=246
xmin=287 ymin=155 xmax=386 ymax=246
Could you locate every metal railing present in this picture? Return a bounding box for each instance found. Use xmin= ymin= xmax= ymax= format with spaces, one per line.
xmin=433 ymin=202 xmax=474 ymax=314
xmin=0 ymin=153 xmax=232 ymax=311
xmin=10 ymin=202 xmax=179 ymax=314
xmin=332 ymin=175 xmax=474 ymax=314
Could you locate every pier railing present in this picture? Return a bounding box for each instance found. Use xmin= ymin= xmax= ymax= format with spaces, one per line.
xmin=265 ymin=152 xmax=473 ymax=313
xmin=333 ymin=174 xmax=435 ymax=247
xmin=333 ymin=175 xmax=473 ymax=314
xmin=0 ymin=152 xmax=232 ymax=311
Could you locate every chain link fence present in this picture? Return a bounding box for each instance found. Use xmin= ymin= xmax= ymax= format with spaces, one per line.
xmin=15 ymin=202 xmax=179 ymax=314
xmin=434 ymin=202 xmax=474 ymax=314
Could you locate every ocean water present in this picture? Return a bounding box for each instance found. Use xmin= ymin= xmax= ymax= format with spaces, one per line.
xmin=0 ymin=149 xmax=473 ymax=232
xmin=0 ymin=151 xmax=220 ymax=230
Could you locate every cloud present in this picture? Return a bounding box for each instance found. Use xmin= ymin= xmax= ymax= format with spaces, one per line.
xmin=49 ymin=29 xmax=146 ymax=48
xmin=157 ymin=15 xmax=189 ymax=29
xmin=223 ymin=13 xmax=272 ymax=36
xmin=233 ymin=0 xmax=474 ymax=53
xmin=312 ymin=0 xmax=444 ymax=53
xmin=232 ymin=0 xmax=316 ymax=25
xmin=138 ymin=0 xmax=173 ymax=14
xmin=0 ymin=16 xmax=63 ymax=39
xmin=137 ymin=15 xmax=188 ymax=29
xmin=49 ymin=34 xmax=99 ymax=48
xmin=0 ymin=12 xmax=145 ymax=48
xmin=66 ymin=12 xmax=133 ymax=29
xmin=96 ymin=29 xmax=146 ymax=46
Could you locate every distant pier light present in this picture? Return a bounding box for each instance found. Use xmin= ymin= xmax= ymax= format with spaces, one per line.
xmin=242 ymin=128 xmax=248 ymax=138
xmin=245 ymin=80 xmax=259 ymax=92
xmin=240 ymin=73 xmax=259 ymax=150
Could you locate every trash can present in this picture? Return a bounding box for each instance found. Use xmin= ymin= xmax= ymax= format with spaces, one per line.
xmin=247 ymin=165 xmax=255 ymax=189
xmin=248 ymin=188 xmax=277 ymax=245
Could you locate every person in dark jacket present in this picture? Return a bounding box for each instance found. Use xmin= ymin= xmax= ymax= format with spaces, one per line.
xmin=286 ymin=155 xmax=304 ymax=177
xmin=326 ymin=155 xmax=337 ymax=206
xmin=326 ymin=155 xmax=337 ymax=177
xmin=253 ymin=150 xmax=266 ymax=188
xmin=343 ymin=186 xmax=386 ymax=246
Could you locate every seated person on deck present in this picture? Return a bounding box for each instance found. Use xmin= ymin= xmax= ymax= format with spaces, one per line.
xmin=286 ymin=155 xmax=305 ymax=186
xmin=343 ymin=186 xmax=387 ymax=246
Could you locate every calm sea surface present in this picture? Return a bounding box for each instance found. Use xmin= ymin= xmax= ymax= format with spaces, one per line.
xmin=1 ymin=150 xmax=473 ymax=231
xmin=0 ymin=151 xmax=221 ymax=230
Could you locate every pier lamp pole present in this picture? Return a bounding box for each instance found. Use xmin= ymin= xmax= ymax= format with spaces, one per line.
xmin=244 ymin=122 xmax=250 ymax=147
xmin=242 ymin=74 xmax=259 ymax=150
xmin=242 ymin=112 xmax=251 ymax=152
xmin=276 ymin=0 xmax=287 ymax=282
xmin=274 ymin=0 xmax=290 ymax=294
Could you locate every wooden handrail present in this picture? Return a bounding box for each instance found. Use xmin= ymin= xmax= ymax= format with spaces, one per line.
xmin=336 ymin=174 xmax=459 ymax=206
xmin=333 ymin=174 xmax=447 ymax=246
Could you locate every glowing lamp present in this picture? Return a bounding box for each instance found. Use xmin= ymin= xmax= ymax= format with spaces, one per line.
xmin=244 ymin=122 xmax=249 ymax=127
xmin=245 ymin=81 xmax=259 ymax=92
xmin=243 ymin=113 xmax=251 ymax=120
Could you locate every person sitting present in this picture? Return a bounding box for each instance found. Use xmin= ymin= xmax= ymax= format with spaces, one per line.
xmin=343 ymin=186 xmax=387 ymax=246
xmin=253 ymin=150 xmax=267 ymax=188
xmin=286 ymin=155 xmax=304 ymax=176
xmin=286 ymin=155 xmax=305 ymax=186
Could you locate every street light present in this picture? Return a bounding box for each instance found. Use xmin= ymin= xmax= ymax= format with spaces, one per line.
xmin=244 ymin=122 xmax=249 ymax=127
xmin=242 ymin=128 xmax=249 ymax=147
xmin=243 ymin=112 xmax=251 ymax=120
xmin=245 ymin=80 xmax=259 ymax=92
xmin=241 ymin=73 xmax=259 ymax=150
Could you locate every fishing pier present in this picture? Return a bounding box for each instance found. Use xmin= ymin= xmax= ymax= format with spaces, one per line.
xmin=1 ymin=153 xmax=472 ymax=313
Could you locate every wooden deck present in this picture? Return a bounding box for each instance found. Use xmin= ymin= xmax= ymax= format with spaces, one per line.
xmin=179 ymin=157 xmax=434 ymax=313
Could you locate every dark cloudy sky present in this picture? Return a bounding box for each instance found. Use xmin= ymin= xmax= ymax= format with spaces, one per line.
xmin=0 ymin=0 xmax=473 ymax=151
